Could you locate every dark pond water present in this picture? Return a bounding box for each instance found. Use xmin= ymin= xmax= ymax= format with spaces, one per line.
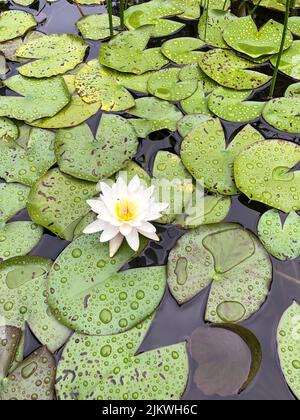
xmin=1 ymin=0 xmax=300 ymax=401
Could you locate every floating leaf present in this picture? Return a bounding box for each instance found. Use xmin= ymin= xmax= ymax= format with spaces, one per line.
xmin=167 ymin=223 xmax=272 ymax=323
xmin=128 ymin=97 xmax=183 ymax=137
xmin=208 ymin=87 xmax=265 ymax=123
xmin=200 ymin=0 xmax=231 ymax=9
xmin=285 ymin=83 xmax=300 ymax=98
xmin=0 ymin=75 xmax=70 ymax=122
xmin=16 ymin=34 xmax=87 ymax=78
xmin=178 ymin=64 xmax=217 ymax=92
xmin=99 ymin=28 xmax=169 ymax=75
xmin=0 ymin=256 xmax=70 ymax=352
xmin=181 ymin=119 xmax=264 ymax=195
xmin=288 ymin=16 xmax=300 ymax=36
xmin=277 ymin=302 xmax=300 ymax=400
xmin=0 ymin=183 xmax=30 ymax=223
xmin=199 ymin=49 xmax=271 ymax=90
xmin=56 ymin=317 xmax=188 ymax=400
xmin=147 ymin=67 xmax=198 ymax=101
xmin=234 ymin=140 xmax=300 ymax=213
xmin=172 ymin=0 xmax=201 ymax=19
xmin=262 ymin=96 xmax=300 ymax=133
xmin=0 ymin=325 xmax=22 ymax=379
xmin=47 ymin=234 xmax=164 ymax=335
xmin=258 ymin=210 xmax=300 ymax=261
xmin=189 ymin=325 xmax=261 ymax=396
xmin=55 ymin=114 xmax=138 ymax=182
xmin=250 ymin=0 xmax=299 ymax=11
xmin=161 ymin=38 xmax=204 ymax=65
xmin=177 ymin=114 xmax=212 ymax=137
xmin=12 ymin=0 xmax=35 ymax=5
xmin=270 ymin=41 xmax=300 ymax=80
xmin=0 ymin=11 xmax=37 ymax=43
xmin=76 ymin=14 xmax=120 ymax=40
xmin=198 ymin=10 xmax=238 ymax=49
xmin=0 ymin=222 xmax=43 ymax=262
xmin=223 ymin=17 xmax=292 ymax=59
xmin=0 ymin=31 xmax=44 ymax=63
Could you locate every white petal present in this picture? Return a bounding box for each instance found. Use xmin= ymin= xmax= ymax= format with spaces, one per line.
xmin=120 ymin=224 xmax=133 ymax=236
xmin=128 ymin=175 xmax=140 ymax=193
xmin=152 ymin=202 xmax=169 ymax=212
xmin=116 ymin=176 xmax=128 ymax=196
xmin=138 ymin=230 xmax=160 ymax=241
xmin=83 ymin=219 xmax=106 ymax=234
xmin=138 ymin=221 xmax=156 ymax=233
xmin=109 ymin=234 xmax=124 ymax=257
xmin=99 ymin=182 xmax=113 ymax=196
xmin=100 ymin=226 xmax=120 ymax=242
xmin=86 ymin=199 xmax=105 ymax=215
xmin=125 ymin=229 xmax=140 ymax=251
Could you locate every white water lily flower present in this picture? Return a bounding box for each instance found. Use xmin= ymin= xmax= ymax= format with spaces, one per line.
xmin=83 ymin=175 xmax=168 ymax=257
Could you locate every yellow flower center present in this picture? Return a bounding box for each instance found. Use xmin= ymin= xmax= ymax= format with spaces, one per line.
xmin=115 ymin=198 xmax=138 ymax=222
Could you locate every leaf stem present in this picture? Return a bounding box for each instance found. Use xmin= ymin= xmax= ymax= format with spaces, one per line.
xmin=204 ymin=0 xmax=210 ymax=41
xmin=107 ymin=0 xmax=114 ymax=38
xmin=250 ymin=0 xmax=263 ymax=15
xmin=73 ymin=0 xmax=85 ymax=17
xmin=120 ymin=0 xmax=125 ymax=30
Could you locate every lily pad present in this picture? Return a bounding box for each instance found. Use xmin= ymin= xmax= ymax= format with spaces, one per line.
xmin=128 ymin=97 xmax=183 ymax=137
xmin=0 ymin=123 xmax=56 ymax=186
xmin=167 ymin=223 xmax=272 ymax=323
xmin=0 ymin=325 xmax=22 ymax=379
xmin=288 ymin=17 xmax=300 ymax=36
xmin=199 ymin=49 xmax=271 ymax=90
xmin=0 ymin=222 xmax=43 ymax=262
xmin=0 ymin=75 xmax=70 ymax=122
xmin=208 ymin=87 xmax=265 ymax=123
xmin=99 ymin=28 xmax=169 ymax=75
xmin=198 ymin=10 xmax=238 ymax=49
xmin=234 ymin=140 xmax=300 ymax=213
xmin=200 ymin=0 xmax=231 ymax=9
xmin=258 ymin=210 xmax=300 ymax=261
xmin=262 ymin=96 xmax=300 ymax=133
xmin=179 ymin=64 xmax=217 ymax=92
xmin=147 ymin=67 xmax=198 ymax=101
xmin=0 ymin=31 xmax=45 ymax=63
xmin=277 ymin=302 xmax=300 ymax=400
xmin=56 ymin=317 xmax=188 ymax=400
xmin=47 ymin=233 xmax=165 ymax=334
xmin=161 ymin=38 xmax=205 ymax=65
xmin=177 ymin=114 xmax=212 ymax=137
xmin=250 ymin=0 xmax=300 ymax=11
xmin=0 ymin=183 xmax=30 ymax=223
xmin=172 ymin=0 xmax=201 ymax=19
xmin=16 ymin=34 xmax=88 ymax=78
xmin=285 ymin=83 xmax=300 ymax=98
xmin=55 ymin=114 xmax=138 ymax=182
xmin=76 ymin=14 xmax=120 ymax=40
xmin=223 ymin=16 xmax=292 ymax=59
xmin=181 ymin=119 xmax=264 ymax=195
xmin=0 ymin=11 xmax=37 ymax=43
xmin=270 ymin=41 xmax=300 ymax=80
xmin=0 ymin=256 xmax=70 ymax=352
xmin=12 ymin=0 xmax=35 ymax=5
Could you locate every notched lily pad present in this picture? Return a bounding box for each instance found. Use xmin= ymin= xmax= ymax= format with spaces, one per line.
xmin=177 ymin=114 xmax=212 ymax=137
xmin=0 ymin=10 xmax=37 ymax=43
xmin=262 ymin=94 xmax=300 ymax=133
xmin=198 ymin=10 xmax=238 ymax=49
xmin=76 ymin=14 xmax=120 ymax=40
xmin=258 ymin=210 xmax=300 ymax=261
xmin=0 ymin=183 xmax=30 ymax=223
xmin=26 ymin=168 xmax=97 ymax=240
xmin=270 ymin=41 xmax=300 ymax=80
xmin=234 ymin=140 xmax=300 ymax=213
xmin=161 ymin=38 xmax=205 ymax=65
xmin=0 ymin=325 xmax=22 ymax=379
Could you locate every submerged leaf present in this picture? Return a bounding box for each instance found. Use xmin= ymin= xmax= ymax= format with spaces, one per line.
xmin=76 ymin=14 xmax=120 ymax=40
xmin=161 ymin=38 xmax=205 ymax=65
xmin=0 ymin=183 xmax=30 ymax=223
xmin=0 ymin=10 xmax=37 ymax=43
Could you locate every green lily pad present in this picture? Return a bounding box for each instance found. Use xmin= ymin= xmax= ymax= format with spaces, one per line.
xmin=12 ymin=0 xmax=35 ymax=5
xmin=0 ymin=183 xmax=30 ymax=223
xmin=99 ymin=28 xmax=169 ymax=75
xmin=0 ymin=11 xmax=37 ymax=43
xmin=0 ymin=325 xmax=22 ymax=379
xmin=277 ymin=302 xmax=300 ymax=400
xmin=270 ymin=41 xmax=300 ymax=80
xmin=250 ymin=0 xmax=300 ymax=11
xmin=55 ymin=114 xmax=138 ymax=182
xmin=128 ymin=97 xmax=183 ymax=137
xmin=0 ymin=123 xmax=56 ymax=186
xmin=208 ymin=87 xmax=265 ymax=123
xmin=288 ymin=17 xmax=300 ymax=36
xmin=234 ymin=140 xmax=300 ymax=213
xmin=180 ymin=82 xmax=212 ymax=115
xmin=161 ymin=38 xmax=205 ymax=65
xmin=0 ymin=75 xmax=70 ymax=122
xmin=0 ymin=31 xmax=44 ymax=63
xmin=76 ymin=14 xmax=120 ymax=40
xmin=262 ymin=96 xmax=300 ymax=133
xmin=16 ymin=34 xmax=87 ymax=78
xmin=124 ymin=0 xmax=185 ymax=38
xmin=199 ymin=49 xmax=271 ymax=90
xmin=285 ymin=83 xmax=300 ymax=98
xmin=47 ymin=233 xmax=164 ymax=335
xmin=147 ymin=67 xmax=198 ymax=101
xmin=200 ymin=0 xmax=231 ymax=9
xmin=198 ymin=10 xmax=238 ymax=49
xmin=56 ymin=317 xmax=188 ymax=400
xmin=178 ymin=64 xmax=217 ymax=91
xmin=0 ymin=344 xmax=56 ymax=400
xmin=181 ymin=119 xmax=264 ymax=195
xmin=258 ymin=210 xmax=300 ymax=261
xmin=177 ymin=114 xmax=212 ymax=137
xmin=223 ymin=16 xmax=292 ymax=59
xmin=0 ymin=222 xmax=43 ymax=262
xmin=0 ymin=256 xmax=70 ymax=352
xmin=172 ymin=0 xmax=201 ymax=19
xmin=167 ymin=223 xmax=272 ymax=323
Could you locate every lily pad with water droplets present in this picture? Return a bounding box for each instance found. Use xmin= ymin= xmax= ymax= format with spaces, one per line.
xmin=55 ymin=114 xmax=138 ymax=182
xmin=161 ymin=38 xmax=205 ymax=65
xmin=208 ymin=87 xmax=265 ymax=123
xmin=167 ymin=223 xmax=272 ymax=323
xmin=0 ymin=183 xmax=29 ymax=224
xmin=199 ymin=49 xmax=271 ymax=90
xmin=76 ymin=14 xmax=120 ymax=40
xmin=258 ymin=210 xmax=300 ymax=261
xmin=223 ymin=16 xmax=292 ymax=59
xmin=172 ymin=0 xmax=201 ymax=19
xmin=0 ymin=10 xmax=37 ymax=43
xmin=0 ymin=256 xmax=70 ymax=352
xmin=178 ymin=64 xmax=218 ymax=92
xmin=56 ymin=317 xmax=188 ymax=400
xmin=99 ymin=28 xmax=169 ymax=75
xmin=48 ymin=234 xmax=164 ymax=335
xmin=0 ymin=345 xmax=56 ymax=400
xmin=16 ymin=34 xmax=88 ymax=78
xmin=0 ymin=31 xmax=45 ymax=63
xmin=277 ymin=302 xmax=300 ymax=399
xmin=270 ymin=41 xmax=300 ymax=80
xmin=0 ymin=75 xmax=71 ymax=123
xmin=234 ymin=140 xmax=300 ymax=213
xmin=198 ymin=9 xmax=238 ymax=49
xmin=262 ymin=96 xmax=300 ymax=133
xmin=200 ymin=0 xmax=231 ymax=9
xmin=177 ymin=114 xmax=212 ymax=137
xmin=180 ymin=83 xmax=212 ymax=115
xmin=128 ymin=97 xmax=183 ymax=137
xmin=181 ymin=119 xmax=264 ymax=195
xmin=288 ymin=17 xmax=300 ymax=36
xmin=0 ymin=325 xmax=22 ymax=379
